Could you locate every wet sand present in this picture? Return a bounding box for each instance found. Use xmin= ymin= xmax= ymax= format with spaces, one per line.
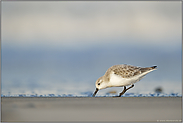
xmin=1 ymin=97 xmax=182 ymax=122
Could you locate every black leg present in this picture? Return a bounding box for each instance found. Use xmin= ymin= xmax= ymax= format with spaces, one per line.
xmin=118 ymin=84 xmax=134 ymax=97
xmin=126 ymin=84 xmax=134 ymax=91
xmin=117 ymin=86 xmax=127 ymax=97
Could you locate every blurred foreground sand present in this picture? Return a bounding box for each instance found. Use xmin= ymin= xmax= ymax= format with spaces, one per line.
xmin=1 ymin=97 xmax=181 ymax=122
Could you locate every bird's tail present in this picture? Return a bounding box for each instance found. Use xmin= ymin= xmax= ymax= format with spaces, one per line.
xmin=140 ymin=65 xmax=157 ymax=73
xmin=150 ymin=66 xmax=157 ymax=69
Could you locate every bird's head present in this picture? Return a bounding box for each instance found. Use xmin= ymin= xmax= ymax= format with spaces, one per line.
xmin=92 ymin=76 xmax=108 ymax=97
xmin=95 ymin=76 xmax=108 ymax=90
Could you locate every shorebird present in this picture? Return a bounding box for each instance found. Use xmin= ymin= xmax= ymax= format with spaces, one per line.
xmin=93 ymin=64 xmax=157 ymax=97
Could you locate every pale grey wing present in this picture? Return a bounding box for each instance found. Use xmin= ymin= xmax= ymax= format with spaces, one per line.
xmin=106 ymin=65 xmax=157 ymax=79
xmin=112 ymin=65 xmax=141 ymax=78
xmin=134 ymin=66 xmax=157 ymax=78
xmin=140 ymin=66 xmax=157 ymax=73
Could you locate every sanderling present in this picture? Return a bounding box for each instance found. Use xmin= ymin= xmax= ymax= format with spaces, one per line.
xmin=93 ymin=64 xmax=157 ymax=97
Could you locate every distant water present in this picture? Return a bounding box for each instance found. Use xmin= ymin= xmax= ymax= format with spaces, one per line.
xmin=2 ymin=46 xmax=182 ymax=97
xmin=2 ymin=92 xmax=182 ymax=97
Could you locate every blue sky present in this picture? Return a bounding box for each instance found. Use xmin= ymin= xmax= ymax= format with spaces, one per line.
xmin=1 ymin=1 xmax=182 ymax=96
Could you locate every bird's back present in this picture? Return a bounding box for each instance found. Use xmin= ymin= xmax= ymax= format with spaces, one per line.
xmin=104 ymin=64 xmax=157 ymax=82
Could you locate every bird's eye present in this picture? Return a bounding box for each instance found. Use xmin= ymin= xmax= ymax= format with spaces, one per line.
xmin=98 ymin=83 xmax=100 ymax=85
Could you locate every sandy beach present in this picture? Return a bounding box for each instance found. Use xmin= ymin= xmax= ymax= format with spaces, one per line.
xmin=1 ymin=97 xmax=182 ymax=122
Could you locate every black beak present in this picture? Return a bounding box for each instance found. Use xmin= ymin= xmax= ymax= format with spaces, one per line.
xmin=92 ymin=88 xmax=99 ymax=97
